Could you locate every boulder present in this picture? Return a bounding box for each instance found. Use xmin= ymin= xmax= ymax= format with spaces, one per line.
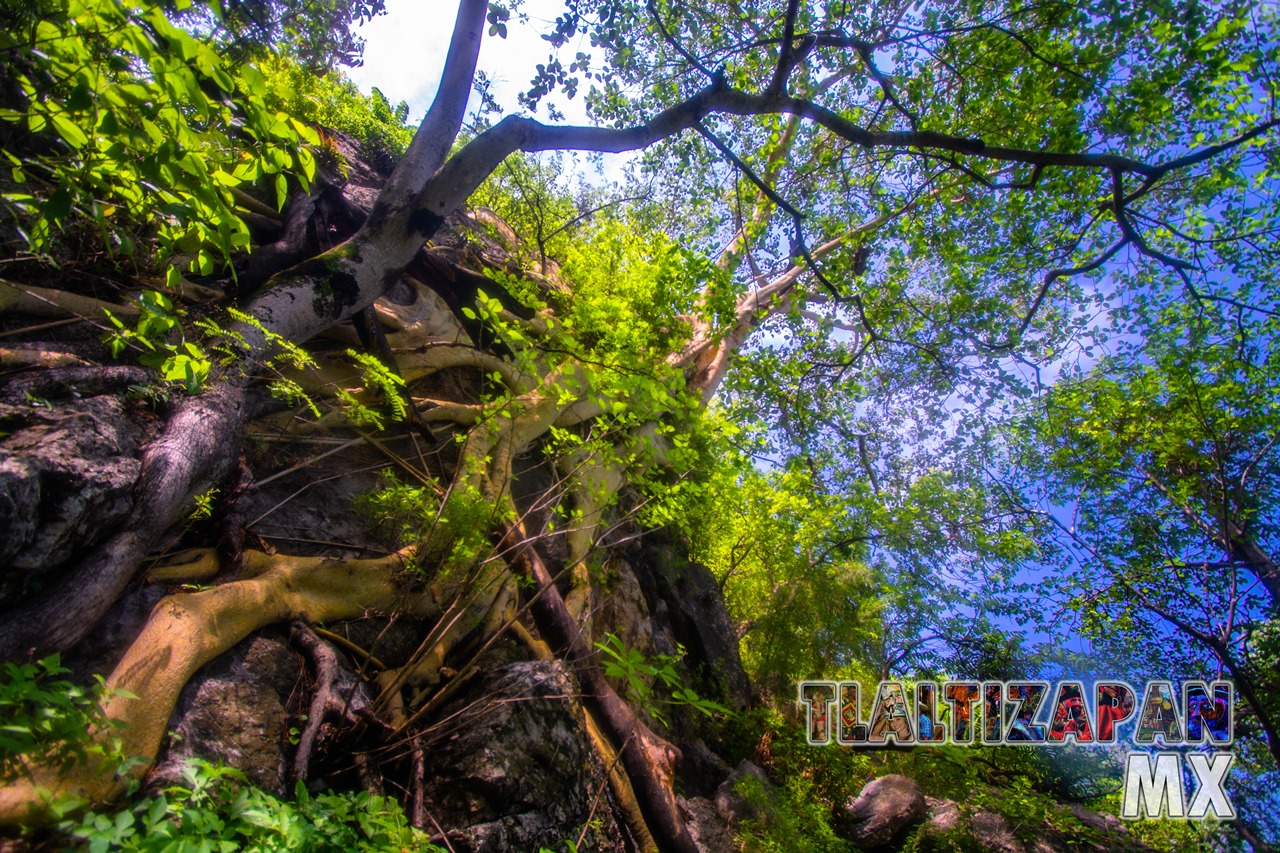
xmin=422 ymin=660 xmax=627 ymax=853
xmin=150 ymin=633 xmax=299 ymax=795
xmin=969 ymin=811 xmax=1022 ymax=853
xmin=924 ymin=797 xmax=963 ymax=833
xmin=0 ymin=397 xmax=154 ymax=603
xmin=915 ymin=797 xmax=1152 ymax=853
xmin=714 ymin=760 xmax=774 ymax=829
xmin=623 ymin=528 xmax=752 ymax=710
xmin=679 ymin=795 xmax=739 ymax=853
xmin=844 ymin=774 xmax=926 ymax=849
xmin=1067 ymin=803 xmax=1128 ymax=836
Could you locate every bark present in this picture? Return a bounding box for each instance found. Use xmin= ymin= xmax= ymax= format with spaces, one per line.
xmin=0 ymin=364 xmax=151 ymax=403
xmin=0 ymin=280 xmax=138 ymax=319
xmin=290 ymin=622 xmax=370 ymax=784
xmin=0 ymin=0 xmax=490 ymax=662
xmin=0 ymin=376 xmax=249 ymax=659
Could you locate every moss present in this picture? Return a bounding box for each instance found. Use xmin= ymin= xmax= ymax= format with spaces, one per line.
xmin=282 ymin=247 xmax=363 ymax=320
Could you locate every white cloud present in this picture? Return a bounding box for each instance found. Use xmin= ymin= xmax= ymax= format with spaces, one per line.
xmin=345 ymin=0 xmax=457 ymax=122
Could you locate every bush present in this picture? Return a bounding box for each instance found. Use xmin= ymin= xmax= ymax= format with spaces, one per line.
xmin=0 ymin=654 xmax=130 ymax=785
xmin=68 ymin=758 xmax=444 ymax=853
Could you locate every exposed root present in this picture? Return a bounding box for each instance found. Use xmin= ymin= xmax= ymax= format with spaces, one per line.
xmin=145 ymin=548 xmax=279 ymax=584
xmin=374 ymin=568 xmax=514 ymax=726
xmin=503 ymin=524 xmax=699 ymax=853
xmin=0 ymin=280 xmax=139 ymax=319
xmin=0 ymin=347 xmax=88 ymax=369
xmin=410 ymin=734 xmax=427 ymax=830
xmin=0 ymin=377 xmax=250 ymax=661
xmin=0 ymin=547 xmax=438 ymax=825
xmin=0 ymin=365 xmax=152 ymax=403
xmin=312 ymin=626 xmax=389 ymax=672
xmin=290 ymin=622 xmax=372 ymax=784
xmin=584 ymin=709 xmax=660 ymax=853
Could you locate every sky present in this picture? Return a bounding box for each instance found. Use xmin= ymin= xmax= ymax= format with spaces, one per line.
xmin=336 ymin=0 xmax=1266 ymax=686
xmin=345 ymin=0 xmax=593 ymax=127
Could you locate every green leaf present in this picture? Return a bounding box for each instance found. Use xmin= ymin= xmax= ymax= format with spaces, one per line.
xmin=49 ymin=113 xmax=88 ymax=148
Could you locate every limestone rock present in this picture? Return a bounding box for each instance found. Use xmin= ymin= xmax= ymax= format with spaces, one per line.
xmin=916 ymin=797 xmax=1151 ymax=853
xmin=843 ymin=774 xmax=926 ymax=849
xmin=0 ymin=397 xmax=153 ymax=601
xmin=1067 ymin=803 xmax=1128 ymax=836
xmin=970 ymin=811 xmax=1022 ymax=853
xmin=679 ymin=795 xmax=739 ymax=853
xmin=924 ymin=797 xmax=962 ymax=833
xmin=624 ymin=528 xmax=752 ymax=710
xmin=714 ymin=760 xmax=774 ymax=829
xmin=151 ymin=633 xmax=299 ymax=795
xmin=679 ymin=738 xmax=734 ymax=798
xmin=422 ymin=660 xmax=627 ymax=853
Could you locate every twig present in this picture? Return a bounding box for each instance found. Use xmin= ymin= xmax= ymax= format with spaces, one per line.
xmin=249 ymin=437 xmax=364 ymax=490
xmin=312 ymin=626 xmax=390 ymax=671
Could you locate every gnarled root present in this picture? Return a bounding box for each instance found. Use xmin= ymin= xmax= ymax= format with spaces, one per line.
xmin=0 ymin=547 xmax=439 ymax=827
xmin=584 ymin=709 xmax=660 ymax=853
xmin=290 ymin=622 xmax=374 ymax=784
xmin=374 ymin=566 xmax=515 ymax=725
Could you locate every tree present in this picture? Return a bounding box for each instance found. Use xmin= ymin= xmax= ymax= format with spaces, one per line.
xmin=0 ymin=0 xmax=1276 ymax=848
xmin=1007 ymin=302 xmax=1280 ymax=759
xmin=173 ymin=0 xmax=389 ymax=70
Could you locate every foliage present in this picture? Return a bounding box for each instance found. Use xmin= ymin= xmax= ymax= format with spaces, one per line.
xmin=734 ymin=773 xmax=849 ymax=853
xmin=1001 ymin=299 xmax=1280 ymax=771
xmin=0 ymin=655 xmax=132 ymax=784
xmin=67 ymin=758 xmax=444 ymax=852
xmin=333 ymin=349 xmax=408 ymax=429
xmin=0 ymin=0 xmax=317 ymax=270
xmin=595 ymin=632 xmax=731 ymax=726
xmin=255 ymin=54 xmax=412 ymax=160
xmin=172 ymin=0 xmax=387 ymax=71
xmin=105 ymin=289 xmax=212 ymax=393
xmin=355 ymin=474 xmax=496 ymax=579
xmin=1 ymin=0 xmax=1278 ymax=845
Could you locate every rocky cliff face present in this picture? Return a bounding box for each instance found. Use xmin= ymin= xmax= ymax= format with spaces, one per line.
xmin=0 ymin=366 xmax=1155 ymax=853
xmin=0 ymin=127 xmax=757 ymax=847
xmin=0 ymin=131 xmax=1154 ymax=853
xmin=0 ymin=363 xmax=753 ymax=850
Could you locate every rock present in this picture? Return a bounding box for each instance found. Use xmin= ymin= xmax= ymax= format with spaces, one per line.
xmin=679 ymin=795 xmax=739 ymax=853
xmin=714 ymin=760 xmax=773 ymax=828
xmin=0 ymin=397 xmax=154 ymax=602
xmin=592 ymin=554 xmax=657 ymax=658
xmin=843 ymin=774 xmax=926 ymax=849
xmin=150 ymin=633 xmax=299 ymax=795
xmin=924 ymin=797 xmax=962 ymax=832
xmin=679 ymin=738 xmax=734 ymax=798
xmin=624 ymin=528 xmax=752 ymax=710
xmin=915 ymin=797 xmax=1152 ymax=853
xmin=422 ymin=660 xmax=626 ymax=853
xmin=970 ymin=812 xmax=1023 ymax=853
xmin=237 ymin=443 xmax=393 ymax=557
